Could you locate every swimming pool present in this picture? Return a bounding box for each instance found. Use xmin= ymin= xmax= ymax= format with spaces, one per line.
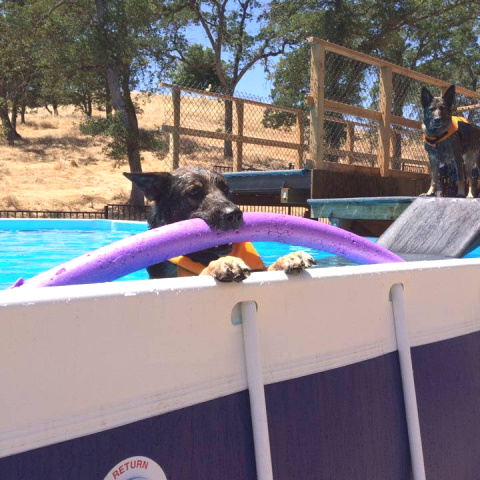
xmin=2 ymin=218 xmax=479 ymax=290
xmin=2 ymin=217 xmax=480 ymax=478
xmin=0 ymin=219 xmax=358 ymax=289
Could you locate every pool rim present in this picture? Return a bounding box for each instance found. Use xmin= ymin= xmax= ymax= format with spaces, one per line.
xmin=0 ymin=218 xmax=147 ymax=232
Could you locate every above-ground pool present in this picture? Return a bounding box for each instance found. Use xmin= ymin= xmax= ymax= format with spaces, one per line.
xmin=0 ymin=218 xmax=359 ymax=289
xmin=2 ymin=217 xmax=480 ymax=479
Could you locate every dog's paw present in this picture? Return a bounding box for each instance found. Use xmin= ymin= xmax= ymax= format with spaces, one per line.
xmin=200 ymin=256 xmax=251 ymax=282
xmin=267 ymin=251 xmax=316 ymax=274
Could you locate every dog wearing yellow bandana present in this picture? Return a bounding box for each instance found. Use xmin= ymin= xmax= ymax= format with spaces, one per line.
xmin=421 ymin=84 xmax=480 ymax=198
xmin=124 ymin=167 xmax=315 ymax=282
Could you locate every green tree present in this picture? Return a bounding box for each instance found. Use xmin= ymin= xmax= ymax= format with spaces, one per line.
xmin=267 ymin=0 xmax=479 ymax=159
xmin=171 ymin=44 xmax=224 ymax=90
xmin=1 ymin=0 xmax=170 ymax=204
xmin=0 ymin=1 xmax=38 ymax=144
xmin=161 ymin=0 xmax=302 ymax=158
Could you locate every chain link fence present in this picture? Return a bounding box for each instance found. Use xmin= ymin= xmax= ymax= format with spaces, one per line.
xmin=310 ymin=39 xmax=480 ymax=175
xmin=154 ymin=44 xmax=480 ymax=181
xmin=158 ymin=83 xmax=306 ymax=172
xmin=321 ymin=51 xmax=428 ymax=170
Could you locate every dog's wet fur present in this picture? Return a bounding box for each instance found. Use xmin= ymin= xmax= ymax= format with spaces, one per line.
xmin=421 ymin=84 xmax=480 ymax=198
xmin=124 ymin=167 xmax=315 ymax=281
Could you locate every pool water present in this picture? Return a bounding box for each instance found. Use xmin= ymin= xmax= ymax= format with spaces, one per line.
xmin=2 ymin=226 xmax=478 ymax=290
xmin=0 ymin=228 xmax=356 ymax=290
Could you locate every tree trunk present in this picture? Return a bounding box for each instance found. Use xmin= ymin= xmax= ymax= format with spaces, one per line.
xmin=95 ymin=0 xmax=144 ymax=206
xmin=105 ymin=65 xmax=144 ymax=206
xmin=87 ymin=97 xmax=92 ymax=117
xmin=0 ymin=84 xmax=20 ymax=145
xmin=105 ymin=76 xmax=113 ymax=117
xmin=11 ymin=99 xmax=18 ymax=132
xmin=0 ymin=108 xmax=16 ymax=146
xmin=20 ymin=102 xmax=26 ymax=124
xmin=83 ymin=95 xmax=93 ymax=117
xmin=105 ymin=100 xmax=112 ymax=118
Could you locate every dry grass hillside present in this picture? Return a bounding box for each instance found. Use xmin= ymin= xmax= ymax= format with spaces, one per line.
xmin=0 ymin=91 xmax=430 ymax=213
xmin=0 ymin=94 xmax=168 ymax=212
xmin=0 ymin=92 xmax=304 ymax=212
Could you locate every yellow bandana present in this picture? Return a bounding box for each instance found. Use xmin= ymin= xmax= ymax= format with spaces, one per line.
xmin=423 ymin=116 xmax=468 ymax=147
xmin=169 ymin=242 xmax=266 ymax=277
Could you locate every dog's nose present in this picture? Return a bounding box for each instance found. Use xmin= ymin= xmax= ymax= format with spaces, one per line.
xmin=222 ymin=206 xmax=243 ymax=229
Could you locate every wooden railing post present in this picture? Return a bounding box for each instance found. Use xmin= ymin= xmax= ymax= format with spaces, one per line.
xmin=345 ymin=121 xmax=355 ymax=164
xmin=309 ymin=41 xmax=325 ymax=169
xmin=235 ymin=99 xmax=244 ymax=171
xmin=172 ymin=86 xmax=181 ymax=170
xmin=296 ymin=110 xmax=304 ymax=169
xmin=378 ymin=66 xmax=392 ymax=176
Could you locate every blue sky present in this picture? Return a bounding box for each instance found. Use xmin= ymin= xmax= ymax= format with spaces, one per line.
xmin=235 ymin=63 xmax=274 ymax=101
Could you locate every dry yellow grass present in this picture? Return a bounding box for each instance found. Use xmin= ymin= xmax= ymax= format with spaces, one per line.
xmin=0 ymin=92 xmax=301 ymax=212
xmin=0 ymin=93 xmax=166 ymax=212
xmin=0 ymin=91 xmax=428 ymax=213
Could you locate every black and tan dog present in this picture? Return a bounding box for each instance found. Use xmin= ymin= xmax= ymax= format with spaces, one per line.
xmin=124 ymin=167 xmax=315 ymax=282
xmin=421 ymin=84 xmax=480 ymax=198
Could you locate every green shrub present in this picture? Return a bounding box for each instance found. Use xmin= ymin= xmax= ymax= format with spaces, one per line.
xmin=80 ymin=114 xmax=167 ymax=162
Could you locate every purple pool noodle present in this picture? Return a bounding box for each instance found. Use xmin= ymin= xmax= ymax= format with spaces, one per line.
xmin=15 ymin=212 xmax=404 ymax=288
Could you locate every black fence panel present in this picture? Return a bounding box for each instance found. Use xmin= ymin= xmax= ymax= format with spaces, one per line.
xmin=104 ymin=204 xmax=151 ymax=221
xmin=0 ymin=210 xmax=106 ymax=219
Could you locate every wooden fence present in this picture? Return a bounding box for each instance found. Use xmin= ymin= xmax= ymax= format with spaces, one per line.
xmin=307 ymin=38 xmax=480 ymax=178
xmin=160 ymin=83 xmax=306 ymax=171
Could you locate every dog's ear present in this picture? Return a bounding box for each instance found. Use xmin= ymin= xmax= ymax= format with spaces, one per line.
xmin=443 ymin=84 xmax=456 ymax=107
xmin=123 ymin=172 xmax=172 ymax=202
xmin=421 ymin=86 xmax=433 ymax=108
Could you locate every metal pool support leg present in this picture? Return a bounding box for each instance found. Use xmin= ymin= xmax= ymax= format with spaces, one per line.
xmin=240 ymin=301 xmax=274 ymax=480
xmin=390 ymin=284 xmax=427 ymax=480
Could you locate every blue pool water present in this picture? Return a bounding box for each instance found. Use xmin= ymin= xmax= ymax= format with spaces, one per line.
xmin=1 ymin=220 xmax=479 ymax=290
xmin=0 ymin=221 xmax=356 ymax=289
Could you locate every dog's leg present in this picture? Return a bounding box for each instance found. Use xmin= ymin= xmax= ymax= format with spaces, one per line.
xmin=454 ymin=154 xmax=466 ymax=197
xmin=267 ymin=251 xmax=316 ymax=274
xmin=422 ymin=159 xmax=439 ymax=196
xmin=464 ymin=153 xmax=478 ymax=198
xmin=200 ymin=256 xmax=252 ymax=282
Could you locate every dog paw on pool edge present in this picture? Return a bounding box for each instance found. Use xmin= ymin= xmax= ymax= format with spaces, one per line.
xmin=267 ymin=251 xmax=316 ymax=274
xmin=200 ymin=256 xmax=252 ymax=282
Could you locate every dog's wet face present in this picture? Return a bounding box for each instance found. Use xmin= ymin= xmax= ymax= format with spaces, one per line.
xmin=421 ymin=85 xmax=455 ymax=134
xmin=124 ymin=167 xmax=243 ymax=231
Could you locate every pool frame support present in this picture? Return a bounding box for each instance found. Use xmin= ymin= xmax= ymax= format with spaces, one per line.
xmin=390 ymin=284 xmax=427 ymax=480
xmin=240 ymin=287 xmax=428 ymax=480
xmin=240 ymin=301 xmax=274 ymax=480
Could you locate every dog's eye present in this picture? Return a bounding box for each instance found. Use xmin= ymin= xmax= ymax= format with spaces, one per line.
xmin=187 ymin=186 xmax=203 ymax=198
